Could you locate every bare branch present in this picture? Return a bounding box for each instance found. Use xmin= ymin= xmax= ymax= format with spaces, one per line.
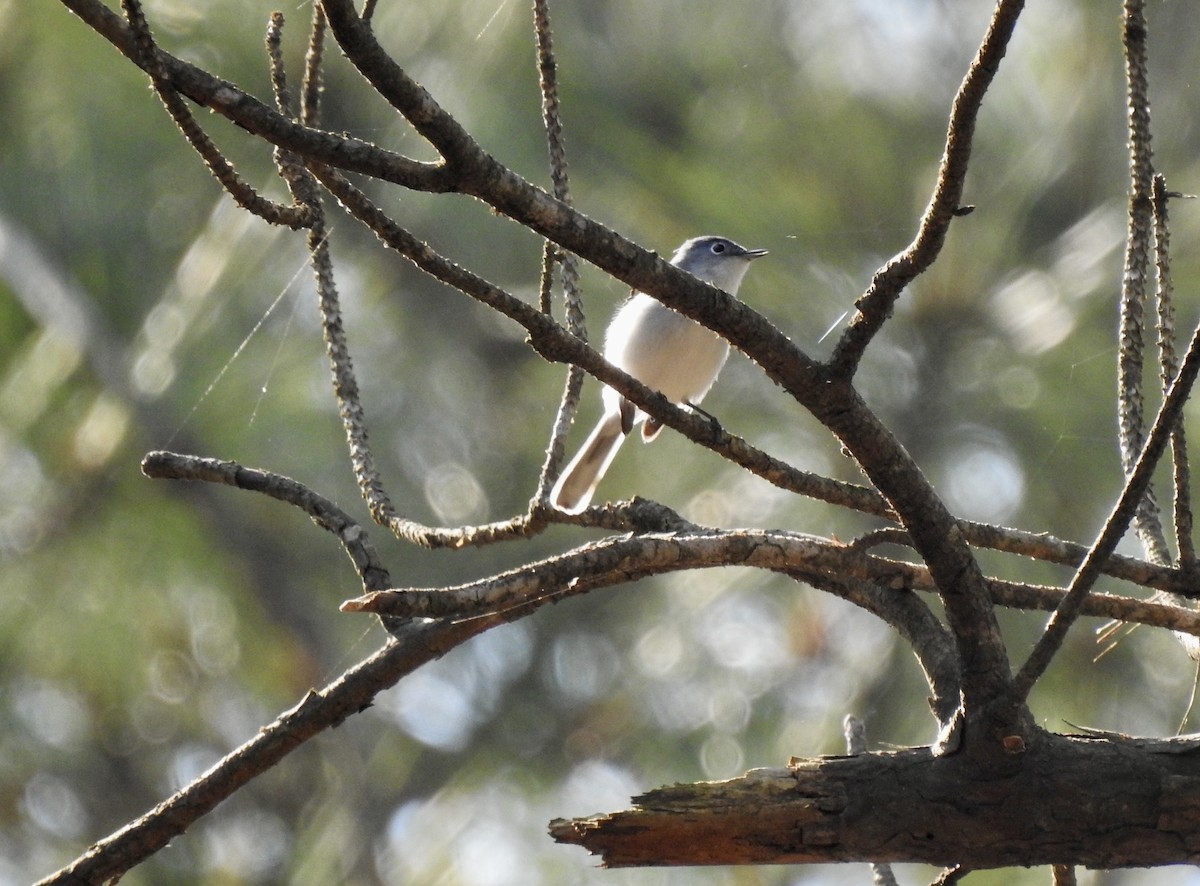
xmin=1117 ymin=0 xmax=1172 ymax=566
xmin=1153 ymin=175 xmax=1196 ymax=572
xmin=119 ymin=0 xmax=313 ymax=229
xmin=550 ymin=733 xmax=1200 ymax=868
xmin=60 ymin=0 xmax=455 ymax=191
xmin=36 ymin=622 xmax=502 ymax=885
xmin=828 ymin=0 xmax=1026 ymax=375
xmin=1014 ymin=313 xmax=1200 ymax=702
xmin=342 ymin=528 xmax=1200 ymax=640
xmin=141 ymin=451 xmax=390 ymax=591
xmin=531 ymin=0 xmax=588 ymax=508
xmin=815 ymin=388 xmax=1013 ymax=722
xmin=302 ymin=3 xmax=327 ymax=127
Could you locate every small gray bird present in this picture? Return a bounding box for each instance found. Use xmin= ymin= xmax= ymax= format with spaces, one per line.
xmin=551 ymin=235 xmax=767 ymax=514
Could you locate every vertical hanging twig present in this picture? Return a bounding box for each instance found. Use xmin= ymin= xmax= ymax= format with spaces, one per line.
xmin=1153 ymin=175 xmax=1196 ymax=571
xmin=1117 ymin=0 xmax=1172 ymax=567
xmin=531 ymin=0 xmax=589 ymax=508
xmin=1152 ymin=173 xmax=1200 ymax=663
xmin=302 ymin=3 xmax=328 ymax=128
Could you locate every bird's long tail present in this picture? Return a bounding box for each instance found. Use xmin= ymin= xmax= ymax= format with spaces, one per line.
xmin=550 ymin=412 xmax=627 ymax=514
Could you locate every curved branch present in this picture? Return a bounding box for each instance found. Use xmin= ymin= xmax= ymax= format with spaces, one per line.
xmin=141 ymin=451 xmax=390 ymax=591
xmin=59 ymin=0 xmax=455 ymax=192
xmin=342 ymin=528 xmax=1200 ymax=639
xmin=828 ymin=0 xmax=1026 ymax=375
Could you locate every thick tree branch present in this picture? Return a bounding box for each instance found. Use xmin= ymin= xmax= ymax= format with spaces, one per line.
xmin=550 ymin=731 xmax=1200 ymax=868
xmin=810 ymin=385 xmax=1014 ymax=726
xmin=343 ymin=529 xmax=1200 ymax=640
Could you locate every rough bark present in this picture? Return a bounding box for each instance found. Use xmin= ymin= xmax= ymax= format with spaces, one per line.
xmin=552 ymin=730 xmax=1200 ymax=869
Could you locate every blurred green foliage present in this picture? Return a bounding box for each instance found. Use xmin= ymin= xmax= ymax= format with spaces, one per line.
xmin=3 ymin=0 xmax=1200 ymax=883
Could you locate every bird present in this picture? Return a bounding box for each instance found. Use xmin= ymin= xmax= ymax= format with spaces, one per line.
xmin=550 ymin=235 xmax=767 ymax=514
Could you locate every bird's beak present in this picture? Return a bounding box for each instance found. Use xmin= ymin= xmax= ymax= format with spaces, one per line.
xmin=743 ymin=248 xmax=768 ymax=259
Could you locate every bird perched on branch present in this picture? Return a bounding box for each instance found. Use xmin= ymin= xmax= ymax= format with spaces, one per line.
xmin=551 ymin=235 xmax=767 ymax=514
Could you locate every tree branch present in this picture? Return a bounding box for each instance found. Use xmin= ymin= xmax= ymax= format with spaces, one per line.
xmin=141 ymin=451 xmax=389 ymax=591
xmin=828 ymin=0 xmax=1026 ymax=376
xmin=1014 ymin=313 xmax=1200 ymax=701
xmin=1117 ymin=0 xmax=1173 ymax=567
xmin=550 ymin=731 xmax=1200 ymax=868
xmin=59 ymin=0 xmax=455 ymax=191
xmin=343 ymin=529 xmax=1200 ymax=640
xmin=35 ymin=621 xmax=497 ymax=886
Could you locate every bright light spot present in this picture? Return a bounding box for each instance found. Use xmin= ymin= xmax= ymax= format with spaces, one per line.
xmin=995 ymin=365 xmax=1041 ymax=410
xmin=0 ymin=437 xmax=49 ymax=554
xmin=943 ymin=439 xmax=1025 ymax=523
xmin=467 ymin=620 xmax=535 ymax=686
xmin=697 ymin=594 xmax=791 ymax=676
xmin=645 ymin=678 xmax=712 ymax=734
xmin=179 ymin=586 xmax=240 ymax=677
xmin=990 ymin=270 xmax=1076 ymax=354
xmin=559 ymin=759 xmax=641 ymax=817
xmin=634 ymin=624 xmax=686 ymax=678
xmin=700 ymin=733 xmax=745 ymax=779
xmin=452 ymin=820 xmax=526 ymax=886
xmin=170 ymin=743 xmax=221 ymax=791
xmin=543 ymin=632 xmax=621 ymax=703
xmin=12 ymin=679 xmax=91 ymax=750
xmin=130 ymin=692 xmax=179 ymax=745
xmin=709 ymin=688 xmax=752 ymax=734
xmin=142 ymin=302 xmax=187 ymax=350
xmin=203 ymin=809 xmax=290 ymax=881
xmin=22 ymin=773 xmax=87 ymax=839
xmin=857 ymin=341 xmax=920 ymax=411
xmin=424 ymin=461 xmax=487 ymax=524
xmin=148 ymin=649 xmax=198 ymax=704
xmin=73 ymin=394 xmax=129 ymax=468
xmin=389 ymin=670 xmax=477 ymax=751
xmin=0 ymin=329 xmax=81 ymax=431
xmin=131 ymin=346 xmax=176 ymax=397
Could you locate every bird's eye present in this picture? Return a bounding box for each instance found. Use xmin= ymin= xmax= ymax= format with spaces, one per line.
xmin=710 ymin=241 xmax=727 ymax=254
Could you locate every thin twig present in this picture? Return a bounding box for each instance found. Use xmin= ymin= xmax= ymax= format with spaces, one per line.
xmin=118 ymin=0 xmax=313 ymax=230
xmin=1014 ymin=313 xmax=1200 ymax=702
xmin=1117 ymin=0 xmax=1172 ymax=566
xmin=35 ymin=622 xmax=497 ymax=886
xmin=531 ymin=0 xmax=588 ymax=509
xmin=930 ymin=864 xmax=970 ymax=886
xmin=1153 ymin=175 xmax=1196 ymax=572
xmin=302 ymin=4 xmax=327 ymax=127
xmin=266 ymin=12 xmax=292 ymax=116
xmin=140 ymin=450 xmax=389 ymax=591
xmin=828 ymin=0 xmax=1025 ymax=376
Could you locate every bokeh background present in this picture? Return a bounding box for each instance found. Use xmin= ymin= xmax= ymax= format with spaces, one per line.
xmin=4 ymin=0 xmax=1200 ymax=883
